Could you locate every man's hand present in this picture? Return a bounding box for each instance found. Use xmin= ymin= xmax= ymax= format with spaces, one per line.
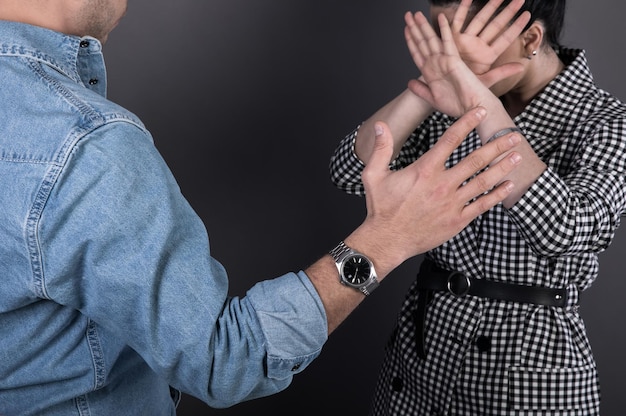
xmin=308 ymin=107 xmax=521 ymax=334
xmin=348 ymin=107 xmax=521 ymax=275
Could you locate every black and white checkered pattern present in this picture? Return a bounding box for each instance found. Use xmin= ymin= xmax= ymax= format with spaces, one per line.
xmin=329 ymin=48 xmax=626 ymax=415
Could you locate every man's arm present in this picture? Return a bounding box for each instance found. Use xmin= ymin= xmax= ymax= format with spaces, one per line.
xmin=306 ymin=107 xmax=522 ymax=333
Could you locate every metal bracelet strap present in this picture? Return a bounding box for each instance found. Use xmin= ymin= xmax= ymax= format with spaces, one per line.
xmin=329 ymin=241 xmax=351 ymax=261
xmin=485 ymin=127 xmax=523 ymax=144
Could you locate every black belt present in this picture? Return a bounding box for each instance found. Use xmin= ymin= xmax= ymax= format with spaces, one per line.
xmin=412 ymin=259 xmax=573 ymax=359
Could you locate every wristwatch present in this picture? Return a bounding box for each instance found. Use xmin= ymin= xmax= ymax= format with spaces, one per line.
xmin=329 ymin=241 xmax=379 ymax=296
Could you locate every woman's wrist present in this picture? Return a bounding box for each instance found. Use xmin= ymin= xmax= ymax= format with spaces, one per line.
xmin=486 ymin=127 xmax=523 ymax=144
xmin=475 ymin=98 xmax=518 ymax=144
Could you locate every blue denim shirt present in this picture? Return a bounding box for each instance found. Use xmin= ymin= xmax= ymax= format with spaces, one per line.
xmin=0 ymin=21 xmax=327 ymax=415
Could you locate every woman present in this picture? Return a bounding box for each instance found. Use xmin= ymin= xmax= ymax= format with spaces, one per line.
xmin=329 ymin=0 xmax=626 ymax=414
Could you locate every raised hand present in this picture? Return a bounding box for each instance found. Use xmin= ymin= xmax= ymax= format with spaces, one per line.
xmin=450 ymin=0 xmax=530 ymax=75
xmin=357 ymin=107 xmax=521 ymax=266
xmin=404 ymin=10 xmax=522 ymax=118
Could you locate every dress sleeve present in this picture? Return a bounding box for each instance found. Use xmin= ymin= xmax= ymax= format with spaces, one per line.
xmin=329 ymin=125 xmax=367 ymax=196
xmin=507 ymin=114 xmax=626 ymax=256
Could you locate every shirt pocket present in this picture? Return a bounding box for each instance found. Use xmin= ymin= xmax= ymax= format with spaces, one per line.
xmin=507 ymin=363 xmax=600 ymax=412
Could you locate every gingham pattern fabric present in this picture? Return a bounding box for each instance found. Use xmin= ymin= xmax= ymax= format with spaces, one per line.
xmin=329 ymin=48 xmax=626 ymax=415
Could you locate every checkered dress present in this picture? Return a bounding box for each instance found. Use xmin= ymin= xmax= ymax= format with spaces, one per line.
xmin=329 ymin=48 xmax=626 ymax=415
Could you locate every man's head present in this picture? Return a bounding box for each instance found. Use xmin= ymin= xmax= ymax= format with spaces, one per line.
xmin=0 ymin=0 xmax=128 ymax=43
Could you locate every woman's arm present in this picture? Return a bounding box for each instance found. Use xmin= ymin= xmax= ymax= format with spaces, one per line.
xmin=404 ymin=10 xmax=546 ymax=208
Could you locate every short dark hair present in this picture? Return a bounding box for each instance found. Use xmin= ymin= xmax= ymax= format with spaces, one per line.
xmin=429 ymin=0 xmax=566 ymax=48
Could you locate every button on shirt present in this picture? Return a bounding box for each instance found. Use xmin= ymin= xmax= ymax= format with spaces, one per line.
xmin=0 ymin=21 xmax=327 ymax=415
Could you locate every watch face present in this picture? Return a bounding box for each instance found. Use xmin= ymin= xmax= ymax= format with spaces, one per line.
xmin=342 ymin=255 xmax=371 ymax=286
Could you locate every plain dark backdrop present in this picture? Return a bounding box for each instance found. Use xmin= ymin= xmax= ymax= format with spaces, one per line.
xmin=102 ymin=1 xmax=626 ymax=414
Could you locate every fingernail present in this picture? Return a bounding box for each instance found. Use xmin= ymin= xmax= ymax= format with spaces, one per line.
xmin=476 ymin=107 xmax=487 ymax=119
xmin=375 ymin=124 xmax=384 ymax=136
xmin=510 ymin=152 xmax=522 ymax=164
xmin=509 ymin=133 xmax=521 ymax=145
xmin=505 ymin=181 xmax=515 ymax=192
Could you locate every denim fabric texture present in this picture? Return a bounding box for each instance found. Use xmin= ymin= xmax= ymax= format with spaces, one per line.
xmin=0 ymin=21 xmax=327 ymax=415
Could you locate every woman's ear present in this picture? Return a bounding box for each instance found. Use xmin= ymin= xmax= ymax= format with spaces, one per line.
xmin=522 ymin=22 xmax=544 ymax=59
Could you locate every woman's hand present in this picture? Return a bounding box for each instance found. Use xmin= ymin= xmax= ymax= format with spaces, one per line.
xmin=450 ymin=0 xmax=530 ymax=75
xmin=403 ymin=10 xmax=522 ymax=118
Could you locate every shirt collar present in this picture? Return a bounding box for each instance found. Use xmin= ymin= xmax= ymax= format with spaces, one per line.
xmin=515 ymin=48 xmax=593 ymax=144
xmin=0 ymin=20 xmax=107 ymax=96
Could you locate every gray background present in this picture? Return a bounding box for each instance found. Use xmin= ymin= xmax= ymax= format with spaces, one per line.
xmin=104 ymin=1 xmax=626 ymax=414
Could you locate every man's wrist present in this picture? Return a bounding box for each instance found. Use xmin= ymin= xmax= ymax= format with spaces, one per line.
xmin=343 ymin=226 xmax=407 ymax=282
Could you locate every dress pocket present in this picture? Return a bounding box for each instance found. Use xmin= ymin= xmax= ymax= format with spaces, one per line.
xmin=507 ymin=363 xmax=600 ymax=412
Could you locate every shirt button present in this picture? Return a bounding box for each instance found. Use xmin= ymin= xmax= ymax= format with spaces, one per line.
xmin=475 ymin=335 xmax=491 ymax=352
xmin=290 ymin=363 xmax=302 ymax=371
xmin=79 ymin=40 xmax=90 ymax=48
xmin=88 ymin=78 xmax=99 ymax=85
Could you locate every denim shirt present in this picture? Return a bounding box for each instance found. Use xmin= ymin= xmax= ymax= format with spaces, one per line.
xmin=0 ymin=21 xmax=327 ymax=415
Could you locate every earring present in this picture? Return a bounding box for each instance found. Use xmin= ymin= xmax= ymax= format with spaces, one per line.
xmin=527 ymin=50 xmax=537 ymax=60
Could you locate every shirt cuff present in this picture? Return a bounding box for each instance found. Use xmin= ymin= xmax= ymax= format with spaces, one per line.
xmin=246 ymin=271 xmax=328 ymax=380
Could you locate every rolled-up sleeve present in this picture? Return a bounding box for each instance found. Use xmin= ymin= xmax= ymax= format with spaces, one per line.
xmin=247 ymin=271 xmax=327 ymax=379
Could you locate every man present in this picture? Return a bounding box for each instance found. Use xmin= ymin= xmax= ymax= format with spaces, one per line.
xmin=0 ymin=0 xmax=522 ymax=414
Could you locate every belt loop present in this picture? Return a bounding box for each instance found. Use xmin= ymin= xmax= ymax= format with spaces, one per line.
xmin=566 ymin=283 xmax=580 ymax=309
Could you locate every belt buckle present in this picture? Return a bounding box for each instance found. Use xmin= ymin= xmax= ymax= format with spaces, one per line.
xmin=446 ymin=271 xmax=471 ymax=297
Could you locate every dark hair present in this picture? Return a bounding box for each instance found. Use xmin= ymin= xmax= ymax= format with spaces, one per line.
xmin=429 ymin=0 xmax=566 ymax=48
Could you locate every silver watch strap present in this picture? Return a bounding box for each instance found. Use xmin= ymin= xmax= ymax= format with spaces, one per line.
xmin=360 ymin=278 xmax=379 ymax=296
xmin=329 ymin=241 xmax=351 ymax=262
